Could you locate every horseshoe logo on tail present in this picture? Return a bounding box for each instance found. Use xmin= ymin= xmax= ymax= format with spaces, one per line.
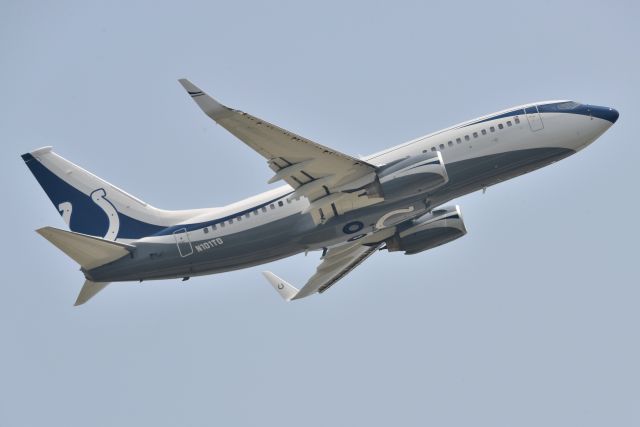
xmin=58 ymin=202 xmax=72 ymax=225
xmin=91 ymin=188 xmax=120 ymax=241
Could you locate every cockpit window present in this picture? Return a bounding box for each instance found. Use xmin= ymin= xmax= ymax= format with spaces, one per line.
xmin=557 ymin=101 xmax=580 ymax=110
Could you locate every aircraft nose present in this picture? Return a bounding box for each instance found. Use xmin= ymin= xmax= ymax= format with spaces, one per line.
xmin=590 ymin=105 xmax=619 ymax=124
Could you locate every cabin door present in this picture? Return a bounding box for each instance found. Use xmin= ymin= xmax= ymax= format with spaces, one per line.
xmin=524 ymin=105 xmax=544 ymax=131
xmin=173 ymin=228 xmax=193 ymax=257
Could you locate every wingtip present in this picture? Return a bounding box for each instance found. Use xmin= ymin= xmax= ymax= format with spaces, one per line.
xmin=177 ymin=79 xmax=229 ymax=119
xmin=178 ymin=78 xmax=202 ymax=95
xmin=262 ymin=271 xmax=299 ymax=302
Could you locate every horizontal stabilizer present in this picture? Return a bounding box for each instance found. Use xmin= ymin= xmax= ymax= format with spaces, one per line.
xmin=262 ymin=271 xmax=299 ymax=301
xmin=36 ymin=226 xmax=134 ymax=270
xmin=75 ymin=280 xmax=110 ymax=306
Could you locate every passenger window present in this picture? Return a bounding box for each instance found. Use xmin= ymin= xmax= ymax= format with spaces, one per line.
xmin=278 ymin=201 xmax=284 ymax=207
xmin=498 ymin=123 xmax=504 ymax=129
xmin=464 ymin=135 xmax=470 ymax=141
xmin=229 ymin=218 xmax=234 ymax=224
xmin=481 ymin=129 xmax=487 ymax=135
xmin=439 ymin=143 xmax=445 ymax=149
xmin=448 ymin=141 xmax=453 ymax=147
xmin=220 ymin=222 xmax=225 ymax=228
xmin=473 ymin=132 xmax=478 ymax=138
xmin=490 ymin=126 xmax=495 ymax=132
xmin=422 ymin=149 xmax=427 ymax=153
xmin=253 ymin=210 xmax=258 ymax=216
xmin=237 ymin=216 xmax=242 ymax=221
xmin=456 ymin=138 xmax=462 ymax=144
xmin=212 ymin=224 xmax=217 ymax=230
xmin=245 ymin=213 xmax=250 ymax=218
xmin=515 ymin=117 xmax=520 ymax=124
xmin=261 ymin=207 xmax=267 ymax=213
xmin=203 ymin=227 xmax=209 ymax=234
xmin=507 ymin=121 xmax=512 ymax=127
xmin=270 ymin=203 xmax=275 ymax=210
xmin=431 ymin=147 xmax=437 ymax=151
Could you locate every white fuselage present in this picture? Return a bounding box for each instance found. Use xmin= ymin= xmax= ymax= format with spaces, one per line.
xmin=84 ymin=100 xmax=617 ymax=283
xmin=140 ymin=101 xmax=608 ymax=243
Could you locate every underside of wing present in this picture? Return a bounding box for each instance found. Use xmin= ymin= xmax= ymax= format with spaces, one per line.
xmin=263 ymin=227 xmax=396 ymax=301
xmin=296 ymin=242 xmax=382 ymax=299
xmin=179 ymin=79 xmax=384 ymax=223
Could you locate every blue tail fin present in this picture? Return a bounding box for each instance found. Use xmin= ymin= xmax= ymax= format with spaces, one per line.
xmin=22 ymin=147 xmax=203 ymax=241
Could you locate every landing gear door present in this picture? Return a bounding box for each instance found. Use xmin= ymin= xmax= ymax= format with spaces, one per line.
xmin=525 ymin=105 xmax=544 ymax=131
xmin=173 ymin=228 xmax=193 ymax=257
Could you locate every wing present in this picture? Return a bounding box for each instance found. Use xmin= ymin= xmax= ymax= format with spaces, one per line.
xmin=179 ymin=79 xmax=384 ymax=224
xmin=263 ymin=228 xmax=396 ymax=300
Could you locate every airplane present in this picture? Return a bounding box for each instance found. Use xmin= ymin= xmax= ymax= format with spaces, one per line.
xmin=21 ymin=79 xmax=619 ymax=305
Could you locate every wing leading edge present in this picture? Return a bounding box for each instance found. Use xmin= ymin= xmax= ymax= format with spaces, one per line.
xmin=178 ymin=79 xmax=384 ymax=224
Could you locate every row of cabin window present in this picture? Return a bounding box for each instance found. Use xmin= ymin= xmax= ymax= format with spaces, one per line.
xmin=202 ymin=199 xmax=289 ymax=233
xmin=202 ymin=115 xmax=522 ymax=235
xmin=424 ymin=116 xmax=521 ymax=153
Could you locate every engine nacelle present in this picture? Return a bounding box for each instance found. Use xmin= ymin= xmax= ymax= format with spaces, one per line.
xmin=385 ymin=205 xmax=467 ymax=255
xmin=378 ymin=151 xmax=449 ymax=200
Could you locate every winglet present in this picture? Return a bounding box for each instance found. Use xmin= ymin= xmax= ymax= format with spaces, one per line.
xmin=178 ymin=79 xmax=231 ymax=120
xmin=262 ymin=271 xmax=299 ymax=301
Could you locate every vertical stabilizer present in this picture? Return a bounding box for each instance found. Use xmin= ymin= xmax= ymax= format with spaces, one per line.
xmin=22 ymin=147 xmax=209 ymax=240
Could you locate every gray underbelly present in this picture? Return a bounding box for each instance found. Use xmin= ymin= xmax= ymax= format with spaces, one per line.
xmin=89 ymin=214 xmax=315 ymax=282
xmin=88 ymin=147 xmax=574 ymax=283
xmin=431 ymin=147 xmax=574 ymax=202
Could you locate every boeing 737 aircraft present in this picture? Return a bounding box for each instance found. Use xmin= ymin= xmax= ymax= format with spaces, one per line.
xmin=22 ymin=80 xmax=619 ymax=305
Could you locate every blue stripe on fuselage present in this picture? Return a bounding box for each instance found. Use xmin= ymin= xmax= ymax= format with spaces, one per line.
xmin=150 ymin=192 xmax=294 ymax=236
xmin=456 ymin=101 xmax=617 ymax=130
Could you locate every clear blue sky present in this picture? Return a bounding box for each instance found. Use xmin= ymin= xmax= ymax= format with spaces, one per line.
xmin=1 ymin=1 xmax=638 ymax=426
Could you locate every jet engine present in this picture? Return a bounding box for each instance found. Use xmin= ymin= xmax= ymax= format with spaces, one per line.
xmin=385 ymin=205 xmax=467 ymax=255
xmin=378 ymin=151 xmax=449 ymax=200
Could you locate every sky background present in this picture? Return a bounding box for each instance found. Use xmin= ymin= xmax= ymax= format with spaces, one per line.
xmin=1 ymin=1 xmax=638 ymax=426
